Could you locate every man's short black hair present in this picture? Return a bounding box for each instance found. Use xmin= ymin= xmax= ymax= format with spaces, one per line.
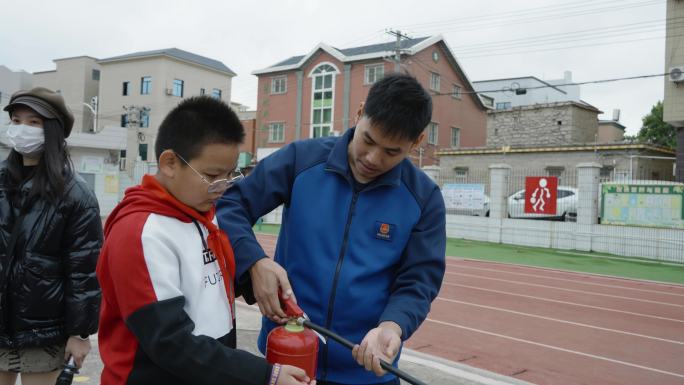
xmin=363 ymin=73 xmax=433 ymax=141
xmin=155 ymin=96 xmax=245 ymax=161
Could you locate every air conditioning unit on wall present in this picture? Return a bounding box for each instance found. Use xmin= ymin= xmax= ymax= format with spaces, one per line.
xmin=669 ymin=66 xmax=684 ymax=83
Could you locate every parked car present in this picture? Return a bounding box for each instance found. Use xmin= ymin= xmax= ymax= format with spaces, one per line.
xmin=507 ymin=186 xmax=578 ymax=221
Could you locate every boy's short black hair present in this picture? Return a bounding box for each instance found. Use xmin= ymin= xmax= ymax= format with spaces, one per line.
xmin=155 ymin=96 xmax=245 ymax=161
xmin=363 ymin=73 xmax=433 ymax=141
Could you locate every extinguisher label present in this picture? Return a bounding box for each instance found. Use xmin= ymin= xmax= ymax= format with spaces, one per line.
xmin=374 ymin=221 xmax=395 ymax=241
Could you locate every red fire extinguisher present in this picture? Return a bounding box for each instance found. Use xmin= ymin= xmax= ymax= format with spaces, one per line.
xmin=265 ymin=291 xmax=319 ymax=379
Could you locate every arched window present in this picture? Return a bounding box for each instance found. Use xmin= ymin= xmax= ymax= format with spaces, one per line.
xmin=310 ymin=63 xmax=339 ymax=138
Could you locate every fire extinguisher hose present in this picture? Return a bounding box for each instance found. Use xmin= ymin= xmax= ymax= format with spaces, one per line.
xmin=297 ymin=318 xmax=428 ymax=385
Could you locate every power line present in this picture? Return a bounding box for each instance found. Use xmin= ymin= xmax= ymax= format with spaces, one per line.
xmin=398 ymin=0 xmax=663 ymax=35
xmin=396 ymin=0 xmax=626 ymax=29
xmin=431 ymin=72 xmax=672 ymax=97
xmin=450 ymin=17 xmax=683 ymax=54
xmin=338 ymin=29 xmax=388 ymax=50
xmin=456 ymin=32 xmax=676 ymax=59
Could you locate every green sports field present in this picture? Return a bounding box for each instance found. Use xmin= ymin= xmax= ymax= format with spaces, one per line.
xmin=446 ymin=238 xmax=684 ymax=284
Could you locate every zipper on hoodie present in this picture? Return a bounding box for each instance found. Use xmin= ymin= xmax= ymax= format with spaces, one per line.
xmin=319 ymin=187 xmax=359 ymax=380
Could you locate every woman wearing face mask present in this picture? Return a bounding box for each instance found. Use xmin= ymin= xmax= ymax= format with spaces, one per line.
xmin=0 ymin=87 xmax=103 ymax=385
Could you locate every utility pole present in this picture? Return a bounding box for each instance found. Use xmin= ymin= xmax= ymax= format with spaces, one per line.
xmin=386 ymin=29 xmax=411 ymax=72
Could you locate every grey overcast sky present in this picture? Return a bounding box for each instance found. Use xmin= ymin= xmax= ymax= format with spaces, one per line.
xmin=0 ymin=0 xmax=668 ymax=135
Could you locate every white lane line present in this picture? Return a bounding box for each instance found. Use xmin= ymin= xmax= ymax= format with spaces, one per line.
xmin=444 ymin=283 xmax=684 ymax=323
xmin=446 ymin=272 xmax=684 ymax=308
xmin=436 ymin=298 xmax=684 ymax=345
xmin=447 ymin=258 xmax=684 ymax=291
xmin=400 ymin=349 xmax=534 ymax=385
xmin=447 ymin=263 xmax=684 ymax=298
xmin=555 ymin=250 xmax=684 ymax=267
xmin=425 ymin=318 xmax=684 ymax=379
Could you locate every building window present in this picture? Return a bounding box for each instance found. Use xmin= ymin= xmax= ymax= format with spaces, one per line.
xmin=495 ymin=102 xmax=511 ymax=110
xmin=92 ymin=69 xmax=100 ymax=81
xmin=200 ymin=88 xmax=205 ymax=96
xmin=140 ymin=109 xmax=150 ymax=128
xmin=268 ymin=122 xmax=285 ymax=143
xmin=364 ymin=64 xmax=384 ymax=85
xmin=141 ymin=76 xmax=152 ymax=95
xmin=452 ymin=84 xmax=462 ymax=99
xmin=454 ymin=167 xmax=468 ymax=183
xmin=212 ymin=88 xmax=222 ymax=99
xmin=451 ymin=127 xmax=460 ymax=148
xmin=120 ymin=114 xmax=128 ymax=127
xmin=271 ymin=76 xmax=287 ymax=94
xmin=139 ymin=143 xmax=148 ymax=161
xmin=310 ymin=63 xmax=337 ymax=138
xmin=430 ymin=72 xmax=440 ymax=92
xmin=428 ymin=122 xmax=438 ymax=145
xmin=119 ymin=150 xmax=127 ymax=171
xmin=122 ymin=81 xmax=130 ymax=96
xmin=172 ymin=79 xmax=184 ymax=97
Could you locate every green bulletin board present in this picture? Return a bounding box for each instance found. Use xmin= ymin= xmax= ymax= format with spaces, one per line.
xmin=601 ymin=184 xmax=684 ymax=229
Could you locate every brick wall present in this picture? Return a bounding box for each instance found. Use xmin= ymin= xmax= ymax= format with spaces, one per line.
xmin=486 ymin=102 xmax=599 ymax=148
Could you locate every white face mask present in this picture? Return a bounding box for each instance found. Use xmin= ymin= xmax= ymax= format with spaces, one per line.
xmin=6 ymin=124 xmax=45 ymax=155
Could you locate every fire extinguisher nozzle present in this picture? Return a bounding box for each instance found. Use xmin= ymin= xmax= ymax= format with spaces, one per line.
xmin=299 ymin=319 xmax=428 ymax=385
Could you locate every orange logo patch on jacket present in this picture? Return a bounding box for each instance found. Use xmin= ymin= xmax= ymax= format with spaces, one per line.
xmin=375 ymin=221 xmax=394 ymax=241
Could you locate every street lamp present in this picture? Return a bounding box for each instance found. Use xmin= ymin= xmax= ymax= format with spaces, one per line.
xmin=83 ymin=96 xmax=98 ymax=133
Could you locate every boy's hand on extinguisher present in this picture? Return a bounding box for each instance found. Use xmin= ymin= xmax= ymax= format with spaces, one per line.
xmin=352 ymin=321 xmax=402 ymax=376
xmin=250 ymin=258 xmax=297 ymax=323
xmin=277 ymin=364 xmax=316 ymax=385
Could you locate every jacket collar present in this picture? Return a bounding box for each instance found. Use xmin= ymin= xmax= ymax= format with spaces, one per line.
xmin=325 ymin=128 xmax=402 ymax=189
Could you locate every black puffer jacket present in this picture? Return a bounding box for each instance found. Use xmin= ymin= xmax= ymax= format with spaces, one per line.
xmin=0 ymin=161 xmax=103 ymax=348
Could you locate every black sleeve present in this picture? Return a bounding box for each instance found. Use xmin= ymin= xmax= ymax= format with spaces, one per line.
xmin=235 ymin=272 xmax=258 ymax=305
xmin=63 ymin=186 xmax=103 ymax=336
xmin=126 ymin=296 xmax=272 ymax=385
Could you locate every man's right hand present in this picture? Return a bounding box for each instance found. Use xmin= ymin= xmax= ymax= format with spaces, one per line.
xmin=250 ymin=258 xmax=296 ymax=323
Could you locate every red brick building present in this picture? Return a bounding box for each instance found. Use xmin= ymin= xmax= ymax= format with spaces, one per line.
xmin=252 ymin=35 xmax=487 ymax=166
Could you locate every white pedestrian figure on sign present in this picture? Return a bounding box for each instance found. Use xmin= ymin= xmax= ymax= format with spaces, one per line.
xmin=530 ymin=178 xmax=551 ymax=212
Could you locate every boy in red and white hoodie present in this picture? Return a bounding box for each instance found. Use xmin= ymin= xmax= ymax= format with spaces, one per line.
xmin=97 ymin=96 xmax=314 ymax=385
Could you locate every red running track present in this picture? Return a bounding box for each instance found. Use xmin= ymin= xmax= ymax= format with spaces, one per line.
xmin=255 ymin=234 xmax=684 ymax=385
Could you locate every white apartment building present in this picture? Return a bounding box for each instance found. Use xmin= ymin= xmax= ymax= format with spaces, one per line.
xmin=97 ymin=48 xmax=236 ymax=170
xmin=473 ymin=71 xmax=581 ymax=110
xmin=1 ymin=48 xmax=237 ymax=215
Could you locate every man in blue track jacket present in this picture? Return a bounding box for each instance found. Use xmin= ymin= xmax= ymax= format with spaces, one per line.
xmin=217 ymin=73 xmax=446 ymax=385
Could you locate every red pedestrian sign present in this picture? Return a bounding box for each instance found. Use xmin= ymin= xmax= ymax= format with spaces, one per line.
xmin=524 ymin=177 xmax=558 ymax=214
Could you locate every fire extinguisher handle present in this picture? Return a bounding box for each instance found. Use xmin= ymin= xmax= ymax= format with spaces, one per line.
xmin=299 ymin=319 xmax=427 ymax=385
xmin=278 ymin=288 xmax=304 ymax=318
